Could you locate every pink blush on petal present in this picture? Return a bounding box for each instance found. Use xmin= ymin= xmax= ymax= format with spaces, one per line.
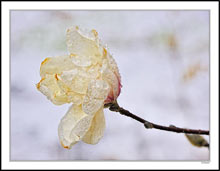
xmin=104 ymin=73 xmax=122 ymax=104
xmin=104 ymin=90 xmax=114 ymax=104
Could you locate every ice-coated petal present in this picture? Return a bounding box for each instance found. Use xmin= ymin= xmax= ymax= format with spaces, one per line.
xmin=82 ymin=96 xmax=105 ymax=116
xmin=66 ymin=26 xmax=102 ymax=59
xmin=82 ymin=80 xmax=110 ymax=115
xmin=55 ymin=75 xmax=84 ymax=105
xmin=86 ymin=79 xmax=110 ymax=99
xmin=82 ymin=107 xmax=105 ymax=144
xmin=59 ymin=69 xmax=90 ymax=94
xmin=70 ymin=54 xmax=92 ymax=67
xmin=58 ymin=104 xmax=93 ymax=149
xmin=40 ymin=55 xmax=77 ymax=78
xmin=36 ymin=74 xmax=69 ymax=105
xmin=101 ymin=64 xmax=121 ymax=102
xmin=104 ymin=47 xmax=121 ymax=82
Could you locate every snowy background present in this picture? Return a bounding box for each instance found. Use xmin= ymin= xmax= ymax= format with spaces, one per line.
xmin=10 ymin=10 xmax=209 ymax=160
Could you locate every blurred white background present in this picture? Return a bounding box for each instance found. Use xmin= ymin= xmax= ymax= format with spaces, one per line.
xmin=10 ymin=10 xmax=209 ymax=161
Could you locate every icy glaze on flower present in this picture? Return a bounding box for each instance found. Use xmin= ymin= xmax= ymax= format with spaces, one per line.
xmin=36 ymin=26 xmax=121 ymax=148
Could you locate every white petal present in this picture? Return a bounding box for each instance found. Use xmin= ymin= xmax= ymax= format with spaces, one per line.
xmin=82 ymin=107 xmax=105 ymax=144
xmin=105 ymin=48 xmax=121 ymax=80
xmin=82 ymin=80 xmax=110 ymax=115
xmin=66 ymin=26 xmax=102 ymax=62
xmin=58 ymin=104 xmax=93 ymax=149
xmin=36 ymin=74 xmax=69 ymax=105
xmin=101 ymin=66 xmax=119 ymax=100
xmin=40 ymin=55 xmax=76 ymax=78
xmin=59 ymin=69 xmax=90 ymax=94
xmin=70 ymin=54 xmax=92 ymax=67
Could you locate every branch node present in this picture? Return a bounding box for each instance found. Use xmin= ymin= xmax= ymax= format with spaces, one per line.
xmin=144 ymin=121 xmax=153 ymax=129
xmin=107 ymin=101 xmax=120 ymax=112
xmin=169 ymin=124 xmax=177 ymax=128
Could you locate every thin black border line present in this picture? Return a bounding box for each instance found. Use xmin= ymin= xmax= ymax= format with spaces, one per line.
xmin=10 ymin=9 xmax=211 ymax=11
xmin=9 ymin=10 xmax=211 ymax=162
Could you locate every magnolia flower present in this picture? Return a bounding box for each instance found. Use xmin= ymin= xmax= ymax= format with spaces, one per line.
xmin=36 ymin=26 xmax=121 ymax=149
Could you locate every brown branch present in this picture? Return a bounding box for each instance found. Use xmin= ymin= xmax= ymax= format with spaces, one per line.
xmin=106 ymin=101 xmax=209 ymax=135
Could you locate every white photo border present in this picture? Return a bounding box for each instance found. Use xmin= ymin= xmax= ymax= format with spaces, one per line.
xmin=2 ymin=1 xmax=219 ymax=170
